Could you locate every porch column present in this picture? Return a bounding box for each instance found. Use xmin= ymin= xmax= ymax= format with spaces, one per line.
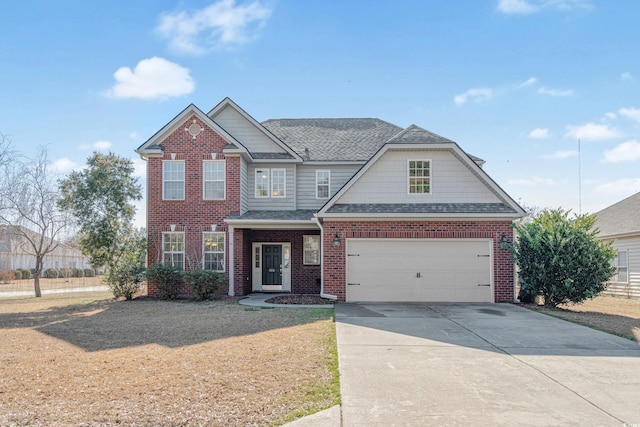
xmin=228 ymin=226 xmax=234 ymax=296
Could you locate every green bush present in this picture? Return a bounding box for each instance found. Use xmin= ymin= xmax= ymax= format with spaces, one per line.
xmin=20 ymin=269 xmax=31 ymax=279
xmin=146 ymin=263 xmax=183 ymax=300
xmin=84 ymin=268 xmax=95 ymax=277
xmin=13 ymin=270 xmax=22 ymax=280
xmin=508 ymin=208 xmax=616 ymax=307
xmin=44 ymin=268 xmax=60 ymax=279
xmin=182 ymin=270 xmax=228 ymax=300
xmin=106 ymin=265 xmax=145 ymax=300
xmin=73 ymin=268 xmax=84 ymax=278
xmin=0 ymin=270 xmax=15 ymax=283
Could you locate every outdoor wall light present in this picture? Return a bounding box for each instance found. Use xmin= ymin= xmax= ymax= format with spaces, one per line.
xmin=500 ymin=234 xmax=509 ymax=244
xmin=332 ymin=234 xmax=341 ymax=248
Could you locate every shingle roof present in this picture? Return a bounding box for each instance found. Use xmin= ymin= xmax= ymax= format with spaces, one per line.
xmin=386 ymin=124 xmax=454 ymax=144
xmin=227 ymin=210 xmax=317 ymax=221
xmin=261 ymin=118 xmax=402 ymax=161
xmin=326 ymin=203 xmax=518 ymax=215
xmin=595 ymin=192 xmax=640 ymax=237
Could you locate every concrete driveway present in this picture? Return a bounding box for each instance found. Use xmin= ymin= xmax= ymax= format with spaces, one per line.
xmin=335 ymin=302 xmax=640 ymax=426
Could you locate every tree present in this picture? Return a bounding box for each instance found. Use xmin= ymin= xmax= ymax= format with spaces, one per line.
xmin=0 ymin=144 xmax=71 ymax=297
xmin=507 ymin=208 xmax=616 ymax=307
xmin=58 ymin=152 xmax=143 ymax=287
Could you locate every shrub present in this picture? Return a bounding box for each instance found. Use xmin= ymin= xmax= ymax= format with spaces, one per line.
xmin=20 ymin=269 xmax=31 ymax=279
xmin=73 ymin=268 xmax=84 ymax=278
xmin=59 ymin=268 xmax=72 ymax=278
xmin=13 ymin=270 xmax=22 ymax=280
xmin=106 ymin=265 xmax=145 ymax=300
xmin=44 ymin=268 xmax=59 ymax=279
xmin=182 ymin=270 xmax=228 ymax=300
xmin=84 ymin=268 xmax=95 ymax=277
xmin=146 ymin=263 xmax=183 ymax=300
xmin=0 ymin=270 xmax=15 ymax=283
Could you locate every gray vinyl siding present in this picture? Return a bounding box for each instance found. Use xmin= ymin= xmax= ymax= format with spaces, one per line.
xmin=214 ymin=106 xmax=287 ymax=154
xmin=337 ymin=150 xmax=501 ymax=205
xmin=240 ymin=157 xmax=248 ymax=214
xmin=297 ymin=164 xmax=361 ymax=210
xmin=247 ymin=164 xmax=296 ymax=211
xmin=604 ymin=236 xmax=640 ymax=298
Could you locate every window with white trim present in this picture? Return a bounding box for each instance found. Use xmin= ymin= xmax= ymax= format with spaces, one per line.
xmin=255 ymin=169 xmax=269 ymax=197
xmin=203 ymin=160 xmax=225 ymax=200
xmin=203 ymin=232 xmax=225 ymax=272
xmin=408 ymin=160 xmax=431 ymax=194
xmin=162 ymin=232 xmax=184 ymax=269
xmin=612 ymin=250 xmax=628 ymax=283
xmin=163 ymin=161 xmax=185 ymax=200
xmin=316 ymin=170 xmax=330 ymax=199
xmin=303 ymin=235 xmax=320 ymax=265
xmin=271 ymin=168 xmax=286 ymax=197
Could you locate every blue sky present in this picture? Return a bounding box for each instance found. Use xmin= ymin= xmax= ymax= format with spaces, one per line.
xmin=2 ymin=0 xmax=639 ymax=227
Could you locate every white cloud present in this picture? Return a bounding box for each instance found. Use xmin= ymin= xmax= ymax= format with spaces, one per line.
xmin=157 ymin=0 xmax=272 ymax=55
xmin=602 ymin=140 xmax=640 ymax=163
xmin=50 ymin=158 xmax=78 ymax=173
xmin=565 ymin=123 xmax=621 ymax=140
xmin=132 ymin=157 xmax=147 ymax=178
xmin=497 ymin=0 xmax=592 ymax=14
xmin=528 ymin=128 xmax=549 ymax=139
xmin=542 ymin=150 xmax=578 ymax=159
xmin=454 ymin=88 xmax=493 ymax=106
xmin=129 ymin=132 xmax=138 ymax=140
xmin=80 ymin=140 xmax=112 ymax=151
xmin=595 ymin=178 xmax=640 ymax=195
xmin=537 ymin=87 xmax=574 ymax=97
xmin=621 ymin=72 xmax=632 ymax=81
xmin=497 ymin=0 xmax=538 ymax=14
xmin=604 ymin=112 xmax=617 ymax=120
xmin=106 ymin=57 xmax=195 ymax=100
xmin=519 ymin=77 xmax=538 ymax=87
xmin=508 ymin=176 xmax=555 ymax=186
xmin=619 ymin=107 xmax=640 ymax=122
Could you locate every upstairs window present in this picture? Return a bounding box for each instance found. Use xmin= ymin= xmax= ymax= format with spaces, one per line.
xmin=163 ymin=161 xmax=185 ymax=200
xmin=203 ymin=160 xmax=225 ymax=200
xmin=162 ymin=232 xmax=184 ymax=269
xmin=612 ymin=250 xmax=628 ymax=283
xmin=316 ymin=170 xmax=330 ymax=199
xmin=255 ymin=169 xmax=269 ymax=197
xmin=271 ymin=169 xmax=286 ymax=197
xmin=408 ymin=160 xmax=431 ymax=194
xmin=203 ymin=232 xmax=225 ymax=272
xmin=255 ymin=168 xmax=286 ymax=198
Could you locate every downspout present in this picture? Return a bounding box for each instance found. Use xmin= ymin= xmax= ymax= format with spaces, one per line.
xmin=314 ymin=214 xmax=337 ymax=300
xmin=228 ymin=226 xmax=235 ymax=296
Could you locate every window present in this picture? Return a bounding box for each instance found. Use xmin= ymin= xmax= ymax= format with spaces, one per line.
xmin=408 ymin=160 xmax=431 ymax=194
xmin=255 ymin=169 xmax=269 ymax=197
xmin=162 ymin=233 xmax=184 ymax=269
xmin=203 ymin=161 xmax=225 ymax=200
xmin=613 ymin=250 xmax=628 ymax=283
xmin=271 ymin=169 xmax=286 ymax=197
xmin=163 ymin=161 xmax=185 ymax=200
xmin=203 ymin=232 xmax=225 ymax=272
xmin=316 ymin=170 xmax=330 ymax=199
xmin=303 ymin=235 xmax=320 ymax=265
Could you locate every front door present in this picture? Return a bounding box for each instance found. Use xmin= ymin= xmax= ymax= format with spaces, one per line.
xmin=262 ymin=245 xmax=282 ymax=286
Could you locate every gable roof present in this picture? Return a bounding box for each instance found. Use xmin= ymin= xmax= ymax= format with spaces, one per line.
xmin=261 ymin=118 xmax=403 ymax=161
xmin=595 ymin=192 xmax=640 ymax=238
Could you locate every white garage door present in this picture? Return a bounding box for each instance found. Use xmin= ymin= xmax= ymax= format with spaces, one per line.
xmin=346 ymin=239 xmax=493 ymax=302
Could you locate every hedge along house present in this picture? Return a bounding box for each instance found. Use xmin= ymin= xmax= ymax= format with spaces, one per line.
xmin=136 ymin=97 xmax=525 ymax=302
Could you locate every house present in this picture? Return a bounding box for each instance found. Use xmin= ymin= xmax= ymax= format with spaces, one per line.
xmin=0 ymin=225 xmax=90 ymax=271
xmin=136 ymin=97 xmax=525 ymax=302
xmin=595 ymin=192 xmax=640 ymax=298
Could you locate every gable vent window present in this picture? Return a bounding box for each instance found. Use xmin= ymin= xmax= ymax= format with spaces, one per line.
xmin=408 ymin=159 xmax=431 ymax=194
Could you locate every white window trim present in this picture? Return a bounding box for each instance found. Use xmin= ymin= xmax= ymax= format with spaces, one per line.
xmin=407 ymin=159 xmax=432 ymax=195
xmin=203 ymin=232 xmax=225 ymax=272
xmin=271 ymin=168 xmax=286 ymax=198
xmin=303 ymin=235 xmax=321 ymax=265
xmin=316 ymin=170 xmax=330 ymax=199
xmin=255 ymin=169 xmax=270 ymax=198
xmin=203 ymin=160 xmax=226 ymax=200
xmin=163 ymin=160 xmax=185 ymax=201
xmin=162 ymin=232 xmax=185 ymax=269
xmin=615 ymin=249 xmax=629 ymax=283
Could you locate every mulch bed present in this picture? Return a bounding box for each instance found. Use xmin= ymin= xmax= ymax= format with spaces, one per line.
xmin=265 ymin=294 xmax=335 ymax=305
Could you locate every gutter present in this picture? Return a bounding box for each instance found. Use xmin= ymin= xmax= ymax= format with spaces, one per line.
xmin=314 ymin=214 xmax=338 ymax=301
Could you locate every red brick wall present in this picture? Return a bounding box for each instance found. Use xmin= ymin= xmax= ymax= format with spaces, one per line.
xmin=322 ymin=220 xmax=515 ymax=302
xmin=146 ymin=114 xmax=241 ymax=297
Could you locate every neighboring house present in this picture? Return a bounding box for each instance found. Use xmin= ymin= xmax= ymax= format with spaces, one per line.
xmin=136 ymin=97 xmax=525 ymax=302
xmin=0 ymin=225 xmax=90 ymax=272
xmin=595 ymin=192 xmax=640 ymax=298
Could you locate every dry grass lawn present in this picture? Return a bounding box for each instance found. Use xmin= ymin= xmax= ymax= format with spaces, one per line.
xmin=531 ymin=295 xmax=640 ymax=342
xmin=0 ymin=292 xmax=339 ymax=426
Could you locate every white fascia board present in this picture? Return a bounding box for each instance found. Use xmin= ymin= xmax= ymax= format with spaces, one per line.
xmin=223 ymin=219 xmax=319 ymax=229
xmin=598 ymin=231 xmax=640 ymax=240
xmin=207 ymin=97 xmax=303 ymax=161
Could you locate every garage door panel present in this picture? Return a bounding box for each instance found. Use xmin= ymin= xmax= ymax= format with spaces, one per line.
xmin=346 ymin=239 xmax=493 ymax=303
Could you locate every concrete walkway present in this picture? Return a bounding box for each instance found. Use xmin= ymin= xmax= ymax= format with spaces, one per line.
xmin=335 ymin=302 xmax=640 ymax=426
